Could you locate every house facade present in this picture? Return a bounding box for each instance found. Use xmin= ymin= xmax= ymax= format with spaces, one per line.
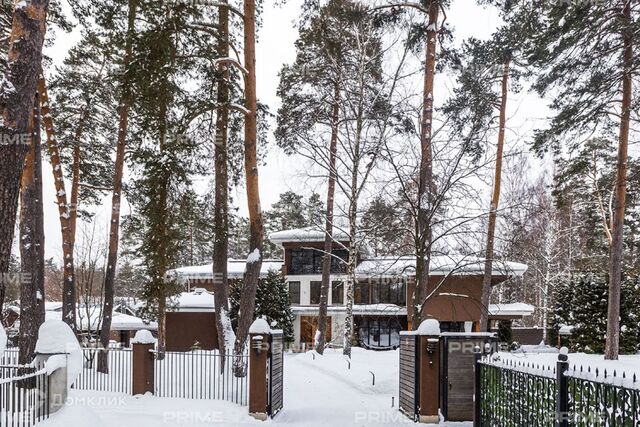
xmin=171 ymin=227 xmax=532 ymax=350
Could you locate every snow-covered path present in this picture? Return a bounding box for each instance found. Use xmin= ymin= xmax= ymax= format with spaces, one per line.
xmin=273 ymin=350 xmax=412 ymax=427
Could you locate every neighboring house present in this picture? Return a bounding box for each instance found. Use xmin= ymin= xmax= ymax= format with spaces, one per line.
xmin=4 ymin=302 xmax=157 ymax=348
xmin=171 ymin=227 xmax=533 ymax=350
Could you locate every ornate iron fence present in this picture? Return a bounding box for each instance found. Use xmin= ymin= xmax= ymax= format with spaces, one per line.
xmin=567 ymin=366 xmax=640 ymax=426
xmin=475 ymin=353 xmax=640 ymax=427
xmin=476 ymin=359 xmax=556 ymax=426
xmin=0 ymin=365 xmax=50 ymax=426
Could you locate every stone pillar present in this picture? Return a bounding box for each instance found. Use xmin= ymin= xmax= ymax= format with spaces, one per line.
xmin=34 ymin=353 xmax=68 ymax=414
xmin=417 ymin=319 xmax=441 ymax=424
xmin=131 ymin=330 xmax=155 ymax=395
xmin=248 ymin=318 xmax=272 ymax=421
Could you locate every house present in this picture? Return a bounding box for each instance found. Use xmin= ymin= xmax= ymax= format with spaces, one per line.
xmin=170 ymin=227 xmax=532 ymax=350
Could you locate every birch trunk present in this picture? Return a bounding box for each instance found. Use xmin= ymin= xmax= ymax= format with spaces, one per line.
xmin=19 ymin=94 xmax=46 ymax=364
xmin=479 ymin=58 xmax=510 ymax=332
xmin=605 ymin=1 xmax=632 ymax=361
xmin=414 ymin=2 xmax=439 ymax=328
xmin=0 ymin=0 xmax=49 ymax=310
xmin=39 ymin=76 xmax=76 ymax=329
xmin=315 ymin=79 xmax=340 ymax=354
xmin=213 ymin=0 xmax=234 ymax=372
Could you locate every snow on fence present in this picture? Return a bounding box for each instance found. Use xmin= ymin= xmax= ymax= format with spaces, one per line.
xmin=153 ymin=350 xmax=249 ymax=405
xmin=0 ymin=364 xmax=50 ymax=427
xmin=476 ymin=352 xmax=640 ymax=426
xmin=73 ymin=348 xmax=132 ymax=394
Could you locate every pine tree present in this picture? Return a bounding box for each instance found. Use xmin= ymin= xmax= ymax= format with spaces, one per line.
xmin=18 ymin=94 xmax=45 ymax=363
xmin=528 ymin=0 xmax=639 ymax=360
xmin=229 ymin=271 xmax=295 ymax=344
xmin=0 ymin=0 xmax=50 ymax=310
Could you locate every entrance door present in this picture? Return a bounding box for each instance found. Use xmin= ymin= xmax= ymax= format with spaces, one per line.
xmin=300 ymin=316 xmax=332 ymax=347
xmin=441 ymin=336 xmax=493 ymax=421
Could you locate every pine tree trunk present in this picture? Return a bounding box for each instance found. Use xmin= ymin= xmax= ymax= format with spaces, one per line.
xmin=233 ymin=0 xmax=265 ymax=376
xmin=39 ymin=76 xmax=76 ymax=330
xmin=213 ymin=0 xmax=233 ymax=372
xmin=98 ymin=0 xmax=137 ymax=373
xmin=18 ymin=94 xmax=46 ymax=364
xmin=413 ymin=1 xmax=439 ymax=329
xmin=479 ymin=58 xmax=510 ymax=332
xmin=315 ymin=80 xmax=340 ymax=354
xmin=0 ymin=0 xmax=49 ymax=310
xmin=605 ymin=1 xmax=632 ymax=361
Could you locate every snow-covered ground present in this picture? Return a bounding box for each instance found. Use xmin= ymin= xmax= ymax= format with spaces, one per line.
xmin=499 ymin=344 xmax=640 ymax=378
xmin=36 ymin=347 xmax=471 ymax=426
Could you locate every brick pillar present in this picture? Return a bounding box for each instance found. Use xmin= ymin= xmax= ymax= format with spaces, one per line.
xmin=249 ymin=318 xmax=272 ymax=421
xmin=132 ymin=341 xmax=155 ymax=395
xmin=418 ymin=319 xmax=441 ymax=424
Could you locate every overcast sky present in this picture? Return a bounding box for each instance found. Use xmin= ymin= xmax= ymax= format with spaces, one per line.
xmin=37 ymin=0 xmax=550 ymax=264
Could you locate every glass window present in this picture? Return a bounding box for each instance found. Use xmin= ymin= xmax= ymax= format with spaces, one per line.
xmin=331 ymin=281 xmax=344 ymax=305
xmin=310 ymin=281 xmax=322 ymax=305
xmin=289 ymin=281 xmax=300 ymax=305
xmin=355 ymin=280 xmax=370 ymax=304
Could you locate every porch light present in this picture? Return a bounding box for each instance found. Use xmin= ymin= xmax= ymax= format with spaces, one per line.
xmin=252 ymin=335 xmax=264 ymax=354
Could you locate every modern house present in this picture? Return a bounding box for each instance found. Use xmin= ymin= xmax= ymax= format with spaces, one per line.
xmin=170 ymin=227 xmax=532 ymax=350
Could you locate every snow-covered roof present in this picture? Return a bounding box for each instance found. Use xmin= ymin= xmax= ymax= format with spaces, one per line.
xmin=45 ymin=308 xmax=157 ymax=331
xmin=268 ymin=227 xmax=349 ymax=246
xmin=488 ymin=303 xmax=535 ymax=318
xmin=355 ymin=255 xmax=527 ymax=278
xmin=170 ymin=289 xmax=215 ymax=312
xmin=169 ymin=259 xmax=283 ymax=280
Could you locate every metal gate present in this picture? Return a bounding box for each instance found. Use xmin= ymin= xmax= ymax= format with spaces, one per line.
xmin=440 ymin=333 xmax=495 ymax=421
xmin=154 ymin=350 xmax=249 ymax=405
xmin=398 ymin=333 xmax=419 ymax=421
xmin=267 ymin=332 xmax=284 ymax=417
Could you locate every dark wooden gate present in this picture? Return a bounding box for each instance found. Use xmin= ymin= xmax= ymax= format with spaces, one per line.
xmin=268 ymin=331 xmax=284 ymax=417
xmin=398 ymin=333 xmax=419 ymax=421
xmin=440 ymin=333 xmax=495 ymax=421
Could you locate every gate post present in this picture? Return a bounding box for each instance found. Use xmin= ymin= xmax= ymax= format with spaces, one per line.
xmin=417 ymin=319 xmax=441 ymax=424
xmin=131 ymin=330 xmax=155 ymax=395
xmin=555 ymin=347 xmax=569 ymax=427
xmin=249 ymin=318 xmax=271 ymax=421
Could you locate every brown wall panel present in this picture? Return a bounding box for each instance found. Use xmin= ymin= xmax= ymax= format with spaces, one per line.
xmin=166 ymin=311 xmax=218 ymax=351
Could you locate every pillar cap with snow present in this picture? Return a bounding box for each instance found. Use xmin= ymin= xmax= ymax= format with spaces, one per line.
xmin=249 ymin=317 xmax=271 ymax=335
xmin=131 ymin=329 xmax=156 ymax=345
xmin=417 ymin=319 xmax=440 ymax=336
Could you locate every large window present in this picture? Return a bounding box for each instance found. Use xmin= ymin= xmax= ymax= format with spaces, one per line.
xmin=355 ymin=280 xmax=370 ymax=304
xmin=289 ymin=281 xmax=300 ymax=305
xmin=355 ymin=279 xmax=406 ymax=305
xmin=288 ymin=248 xmax=349 ymax=275
xmin=310 ymin=281 xmax=322 ymax=305
xmin=331 ymin=281 xmax=344 ymax=305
